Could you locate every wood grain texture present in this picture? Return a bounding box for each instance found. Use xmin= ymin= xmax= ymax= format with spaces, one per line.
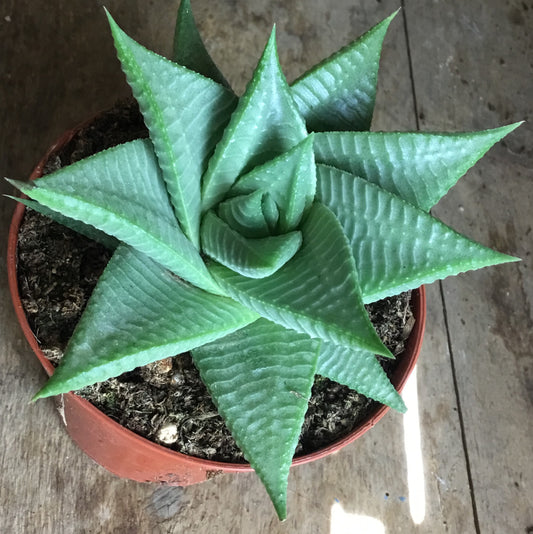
xmin=404 ymin=1 xmax=533 ymax=533
xmin=0 ymin=0 xmax=528 ymax=532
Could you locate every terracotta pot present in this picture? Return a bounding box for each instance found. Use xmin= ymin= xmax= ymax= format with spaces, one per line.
xmin=7 ymin=123 xmax=426 ymax=486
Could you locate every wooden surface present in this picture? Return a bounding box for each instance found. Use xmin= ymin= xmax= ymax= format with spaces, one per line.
xmin=1 ymin=1 xmax=531 ymax=532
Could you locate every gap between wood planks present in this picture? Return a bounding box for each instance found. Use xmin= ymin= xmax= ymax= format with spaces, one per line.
xmin=399 ymin=2 xmax=481 ymax=533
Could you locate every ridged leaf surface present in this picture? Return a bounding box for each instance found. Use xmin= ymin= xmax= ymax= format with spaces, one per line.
xmin=11 ymin=140 xmax=218 ymax=293
xmin=34 ymin=245 xmax=258 ymax=399
xmin=209 ymin=202 xmax=391 ymax=356
xmin=108 ymin=12 xmax=237 ymax=246
xmin=201 ymin=211 xmax=302 ymax=278
xmin=317 ymin=165 xmax=518 ymax=303
xmin=317 ymin=342 xmax=406 ymax=412
xmin=291 ymin=12 xmax=397 ymax=132
xmin=314 ymin=125 xmax=520 ymax=211
xmin=8 ymin=7 xmax=518 ymax=521
xmin=201 ymin=28 xmax=307 ymax=210
xmin=10 ymin=198 xmax=118 ymax=249
xmin=192 ymin=319 xmax=319 ymax=519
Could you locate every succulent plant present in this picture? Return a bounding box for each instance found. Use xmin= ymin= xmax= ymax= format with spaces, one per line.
xmin=8 ymin=0 xmax=519 ymax=519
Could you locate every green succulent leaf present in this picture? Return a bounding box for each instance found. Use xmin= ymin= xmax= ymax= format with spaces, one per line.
xmin=201 ymin=27 xmax=308 ymax=211
xmin=209 ymin=202 xmax=391 ymax=356
xmin=7 ymin=197 xmax=118 ymax=249
xmin=317 ymin=342 xmax=406 ymax=412
xmin=10 ymin=140 xmax=219 ymax=293
xmin=314 ymin=124 xmax=521 ymax=211
xmin=107 ymin=11 xmax=237 ymax=247
xmin=16 ymin=5 xmax=520 ymax=520
xmin=33 ymin=245 xmax=259 ymax=400
xmin=192 ymin=318 xmax=319 ymax=520
xmin=230 ymin=135 xmax=316 ymax=232
xmin=291 ymin=11 xmax=397 ymax=132
xmin=172 ymin=0 xmax=231 ymax=88
xmin=201 ymin=211 xmax=302 ymax=278
xmin=217 ymin=190 xmax=272 ymax=238
xmin=262 ymin=193 xmax=280 ymax=233
xmin=317 ymin=164 xmax=518 ymax=303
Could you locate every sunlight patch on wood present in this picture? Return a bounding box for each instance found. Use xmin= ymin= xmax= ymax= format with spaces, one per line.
xmin=330 ymin=501 xmax=385 ymax=534
xmin=402 ymin=366 xmax=426 ymax=525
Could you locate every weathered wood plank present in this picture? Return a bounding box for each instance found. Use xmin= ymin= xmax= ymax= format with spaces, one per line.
xmin=404 ymin=1 xmax=533 ymax=533
xmin=0 ymin=0 xmax=485 ymax=532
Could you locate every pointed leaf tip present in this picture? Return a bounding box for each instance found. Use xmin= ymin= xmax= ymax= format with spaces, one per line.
xmin=275 ymin=501 xmax=287 ymax=521
xmin=104 ymin=9 xmax=130 ymax=49
xmin=103 ymin=7 xmax=118 ymax=28
xmin=262 ymin=25 xmax=278 ymax=63
xmin=316 ymin=164 xmax=522 ymax=302
xmin=22 ymin=140 xmax=219 ymax=293
xmin=31 ymin=391 xmax=42 ymax=402
xmin=317 ymin=342 xmax=407 ymax=412
xmin=291 ymin=11 xmax=397 ymax=132
xmin=388 ymin=8 xmax=401 ymax=21
xmin=494 ymin=120 xmax=524 ymax=137
xmin=173 ymin=0 xmax=230 ymax=87
xmin=32 ymin=245 xmax=257 ymax=398
xmin=192 ymin=319 xmax=317 ymax=521
xmin=5 ymin=178 xmax=33 ymax=192
xmin=314 ymin=125 xmax=525 ymax=212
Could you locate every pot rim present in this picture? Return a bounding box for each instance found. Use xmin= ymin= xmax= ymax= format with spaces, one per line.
xmin=7 ymin=116 xmax=426 ymax=478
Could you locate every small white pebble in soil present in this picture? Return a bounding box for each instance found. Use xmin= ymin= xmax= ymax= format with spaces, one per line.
xmin=5 ymin=15 xmax=12 ymax=22
xmin=170 ymin=373 xmax=185 ymax=386
xmin=157 ymin=423 xmax=178 ymax=445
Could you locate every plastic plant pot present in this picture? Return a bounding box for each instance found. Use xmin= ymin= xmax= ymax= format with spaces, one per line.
xmin=7 ymin=121 xmax=426 ymax=485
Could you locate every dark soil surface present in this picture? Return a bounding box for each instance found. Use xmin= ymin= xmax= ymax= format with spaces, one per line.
xmin=16 ymin=102 xmax=414 ymax=462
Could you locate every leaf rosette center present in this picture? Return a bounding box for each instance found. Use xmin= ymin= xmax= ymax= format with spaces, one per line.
xmin=200 ymin=132 xmax=318 ymax=279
